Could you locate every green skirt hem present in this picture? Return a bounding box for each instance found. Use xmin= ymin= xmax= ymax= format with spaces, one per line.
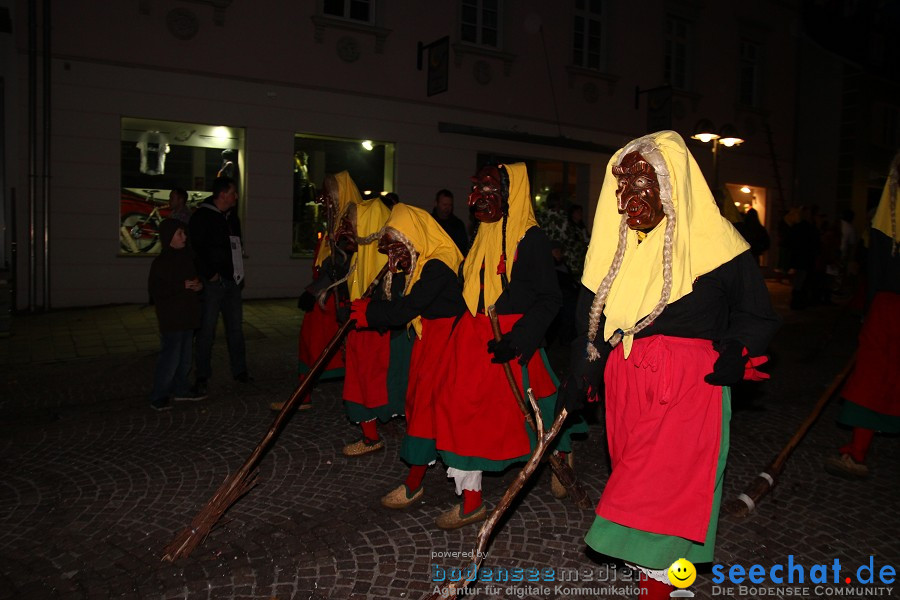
xmin=400 ymin=435 xmax=438 ymax=465
xmin=837 ymin=399 xmax=900 ymax=433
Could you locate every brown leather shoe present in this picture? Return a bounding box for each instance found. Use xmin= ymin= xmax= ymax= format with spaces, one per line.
xmin=269 ymin=401 xmax=313 ymax=411
xmin=824 ymin=453 xmax=870 ymax=479
xmin=342 ymin=438 xmax=385 ymax=457
xmin=381 ymin=484 xmax=424 ymax=509
xmin=435 ymin=503 xmax=487 ymax=530
xmin=551 ymin=451 xmax=575 ymax=499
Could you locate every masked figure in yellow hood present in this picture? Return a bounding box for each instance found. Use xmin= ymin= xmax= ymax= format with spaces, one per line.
xmin=431 ymin=163 xmax=588 ymax=531
xmin=347 ymin=203 xmax=467 ymax=509
xmin=824 ymin=151 xmax=900 ymax=481
xmin=283 ymin=171 xmax=409 ymax=457
xmin=286 ymin=174 xmax=351 ymax=412
xmin=559 ymin=131 xmax=779 ymax=599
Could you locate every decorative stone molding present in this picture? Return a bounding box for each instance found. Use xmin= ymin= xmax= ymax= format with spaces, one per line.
xmin=311 ymin=15 xmax=391 ymax=54
xmin=451 ymin=42 xmax=515 ymax=76
xmin=336 ymin=37 xmax=361 ymax=63
xmin=565 ymin=65 xmax=619 ymax=96
xmin=166 ymin=8 xmax=200 ymax=40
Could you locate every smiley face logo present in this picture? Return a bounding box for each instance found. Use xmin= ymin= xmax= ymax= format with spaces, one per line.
xmin=668 ymin=558 xmax=696 ymax=588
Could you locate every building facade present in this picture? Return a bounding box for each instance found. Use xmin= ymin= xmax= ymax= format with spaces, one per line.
xmin=1 ymin=0 xmax=801 ymax=308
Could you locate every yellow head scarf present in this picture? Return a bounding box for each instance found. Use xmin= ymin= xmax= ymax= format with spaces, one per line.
xmin=314 ymin=171 xmax=358 ymax=269
xmin=461 ymin=162 xmax=538 ymax=315
xmin=581 ymin=130 xmax=749 ymax=358
xmin=382 ymin=203 xmax=464 ymax=338
xmin=313 ymin=171 xmax=388 ymax=300
xmin=871 ymin=153 xmax=899 ymax=252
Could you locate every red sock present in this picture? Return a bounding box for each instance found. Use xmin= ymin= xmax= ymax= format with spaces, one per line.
xmin=405 ymin=465 xmax=427 ymax=492
xmin=360 ymin=419 xmax=379 ymax=442
xmin=462 ymin=488 xmax=482 ymax=514
xmin=639 ymin=575 xmax=674 ymax=600
xmin=839 ymin=427 xmax=875 ymax=463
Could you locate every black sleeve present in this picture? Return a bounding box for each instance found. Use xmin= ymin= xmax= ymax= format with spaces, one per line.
xmin=866 ymin=229 xmax=900 ymax=308
xmin=366 ymin=261 xmax=457 ymax=329
xmin=720 ymin=251 xmax=782 ymax=355
xmin=501 ymin=227 xmax=564 ymax=363
xmin=188 ymin=211 xmax=216 ymax=280
xmin=567 ymin=284 xmax=613 ymax=376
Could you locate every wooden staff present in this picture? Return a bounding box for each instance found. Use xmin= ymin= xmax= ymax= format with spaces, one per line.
xmin=162 ymin=264 xmax=390 ymax=561
xmin=723 ymin=351 xmax=857 ymax=518
xmin=423 ymin=390 xmax=570 ymax=600
xmin=486 ymin=305 xmax=592 ymax=509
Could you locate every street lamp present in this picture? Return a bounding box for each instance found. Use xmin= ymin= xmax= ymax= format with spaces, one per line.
xmin=690 ymin=120 xmax=744 ymax=190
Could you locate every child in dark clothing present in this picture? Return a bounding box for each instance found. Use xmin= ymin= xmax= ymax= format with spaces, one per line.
xmin=148 ymin=219 xmax=204 ymax=411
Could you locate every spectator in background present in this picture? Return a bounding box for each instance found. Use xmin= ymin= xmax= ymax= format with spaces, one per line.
xmin=432 ymin=189 xmax=469 ymax=255
xmin=168 ymin=187 xmax=192 ymax=224
xmin=789 ymin=205 xmax=821 ymax=309
xmin=735 ymin=208 xmax=770 ymax=264
xmin=189 ymin=176 xmax=250 ymax=396
xmin=147 ymin=219 xmax=205 ymax=411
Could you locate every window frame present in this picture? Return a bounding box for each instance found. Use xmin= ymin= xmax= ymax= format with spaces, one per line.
xmin=459 ymin=0 xmax=502 ymax=49
xmin=572 ymin=0 xmax=606 ymax=71
xmin=664 ymin=13 xmax=693 ymax=91
xmin=320 ymin=0 xmax=373 ymax=24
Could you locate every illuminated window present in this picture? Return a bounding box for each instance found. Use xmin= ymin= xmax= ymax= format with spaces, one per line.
xmin=292 ymin=134 xmax=395 ymax=257
xmin=119 ymin=117 xmax=244 ymax=255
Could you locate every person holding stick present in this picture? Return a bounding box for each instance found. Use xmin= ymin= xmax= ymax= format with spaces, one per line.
xmin=432 ymin=162 xmax=588 ymax=530
xmin=315 ymin=172 xmax=411 ymax=457
xmin=559 ymin=131 xmax=779 ymax=599
xmin=823 ymin=152 xmax=900 ymax=479
xmin=349 ymin=203 xmax=466 ymax=508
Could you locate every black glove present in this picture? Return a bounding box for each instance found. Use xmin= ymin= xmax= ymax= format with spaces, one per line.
xmin=297 ymin=291 xmax=316 ymax=312
xmin=487 ymin=337 xmax=518 ymax=364
xmin=704 ymin=339 xmax=745 ymax=386
xmin=556 ymin=341 xmax=606 ymax=416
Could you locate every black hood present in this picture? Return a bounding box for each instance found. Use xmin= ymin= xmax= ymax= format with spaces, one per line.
xmin=159 ymin=218 xmax=185 ymax=252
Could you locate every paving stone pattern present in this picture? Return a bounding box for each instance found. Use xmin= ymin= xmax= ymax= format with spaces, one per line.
xmin=0 ymin=288 xmax=897 ymax=599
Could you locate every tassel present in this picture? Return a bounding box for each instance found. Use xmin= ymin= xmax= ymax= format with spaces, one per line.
xmin=496 ymin=253 xmax=507 ymax=275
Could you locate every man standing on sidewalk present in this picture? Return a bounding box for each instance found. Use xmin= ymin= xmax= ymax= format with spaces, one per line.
xmin=189 ymin=176 xmax=251 ymax=395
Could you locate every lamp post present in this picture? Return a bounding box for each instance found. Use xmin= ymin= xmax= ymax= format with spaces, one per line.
xmin=690 ymin=120 xmax=744 ymax=191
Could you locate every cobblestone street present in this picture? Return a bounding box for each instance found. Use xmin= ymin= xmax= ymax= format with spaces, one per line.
xmin=1 ymin=283 xmax=897 ymax=600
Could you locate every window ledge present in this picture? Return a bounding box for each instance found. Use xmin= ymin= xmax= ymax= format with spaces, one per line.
xmin=735 ymin=103 xmax=771 ymax=118
xmin=452 ymin=42 xmax=516 ymax=75
xmin=311 ymin=15 xmax=391 ymax=53
xmin=566 ymin=66 xmax=619 ymax=95
xmin=672 ymin=88 xmax=702 ymax=113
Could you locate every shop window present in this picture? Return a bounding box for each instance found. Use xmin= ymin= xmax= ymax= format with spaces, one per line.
xmin=119 ymin=117 xmax=245 ymax=255
xmin=460 ymin=0 xmax=501 ymax=48
xmin=292 ymin=134 xmax=395 ymax=257
xmin=573 ymin=0 xmax=605 ymax=71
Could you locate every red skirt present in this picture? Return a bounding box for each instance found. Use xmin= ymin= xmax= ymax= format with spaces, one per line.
xmin=841 ymin=291 xmax=900 ymax=416
xmin=297 ymin=294 xmax=344 ymax=376
xmin=598 ymin=335 xmax=722 ymax=543
xmin=343 ymin=328 xmax=391 ymax=409
xmin=405 ymin=318 xmax=455 ymax=440
xmin=434 ymin=312 xmax=556 ymax=461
